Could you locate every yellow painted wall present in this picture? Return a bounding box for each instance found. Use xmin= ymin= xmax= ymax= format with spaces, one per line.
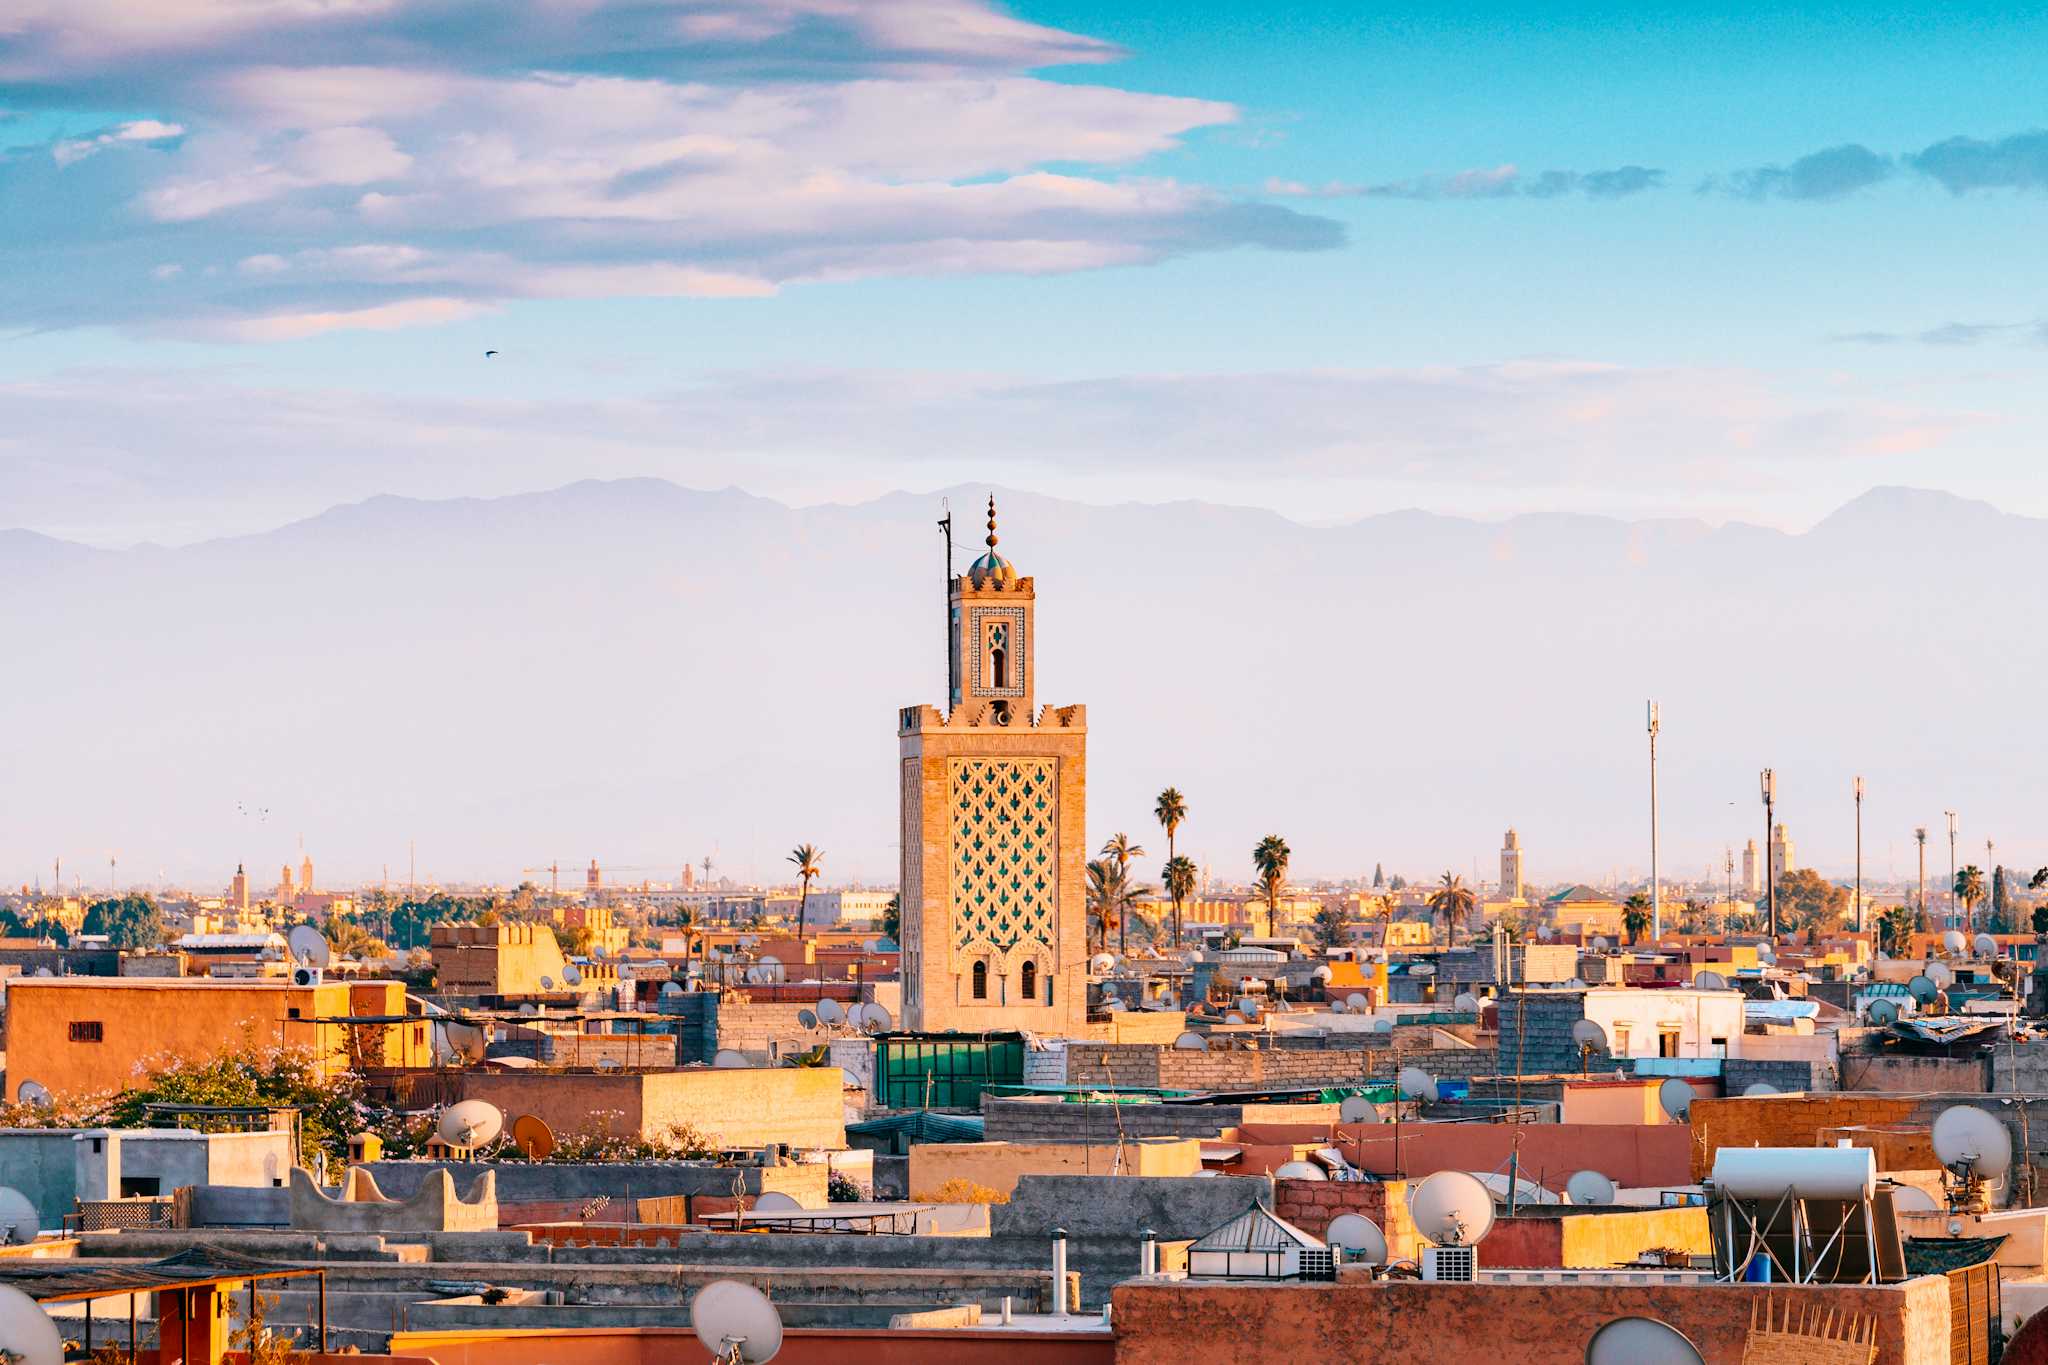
xmin=1559 ymin=1080 xmax=1666 ymax=1126
xmin=908 ymin=1138 xmax=1202 ymax=1197
xmin=1558 ymin=1206 xmax=1711 ymax=1267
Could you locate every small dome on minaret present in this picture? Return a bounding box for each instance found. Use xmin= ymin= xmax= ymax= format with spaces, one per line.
xmin=966 ymin=493 xmax=1016 ymax=586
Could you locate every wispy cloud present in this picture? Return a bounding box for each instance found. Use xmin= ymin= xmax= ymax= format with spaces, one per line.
xmin=1712 ymin=128 xmax=2048 ymax=202
xmin=1706 ymin=143 xmax=1893 ymax=201
xmin=1267 ymin=163 xmax=1663 ymax=202
xmin=1909 ymin=131 xmax=2048 ymax=193
xmin=1835 ymin=320 xmax=2048 ymax=347
xmin=0 ymin=1 xmax=1341 ymax=339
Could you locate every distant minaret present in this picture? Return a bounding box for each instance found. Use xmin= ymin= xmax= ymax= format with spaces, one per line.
xmin=299 ymin=854 xmax=315 ymax=894
xmin=586 ymin=859 xmax=603 ymax=895
xmin=1741 ymin=839 xmax=1761 ymax=897
xmin=280 ymin=864 xmax=296 ymax=901
xmin=229 ymin=864 xmax=250 ymax=911
xmin=1770 ymin=824 xmax=1796 ymax=882
xmin=1499 ymin=828 xmax=1524 ymax=900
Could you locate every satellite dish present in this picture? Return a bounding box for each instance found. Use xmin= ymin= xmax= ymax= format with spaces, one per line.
xmin=1571 ymin=1019 xmax=1608 ymax=1051
xmin=596 ymin=1057 xmax=622 ymax=1070
xmin=1325 ymin=1213 xmax=1388 ymax=1264
xmin=31 ymin=968 xmax=51 ymax=978
xmin=1328 ymin=999 xmax=1347 ymax=1014
xmin=1756 ymin=942 xmax=1776 ymax=963
xmin=15 ymin=1081 xmax=52 ymax=1108
xmin=713 ymin=1049 xmax=750 ymax=1069
xmin=1890 ymin=1185 xmax=1940 ymax=1213
xmin=1566 ymin=1170 xmax=1616 ymax=1206
xmin=1339 ymin=1095 xmax=1380 ymax=1124
xmin=660 ymin=982 xmax=683 ymax=998
xmin=1943 ymin=930 xmax=1967 ymax=953
xmin=753 ymin=1191 xmax=804 ymax=1212
xmin=445 ymin=1021 xmax=488 ymax=1063
xmin=1312 ymin=965 xmax=1333 ymax=983
xmin=1398 ymin=1067 xmax=1439 ymax=1102
xmin=1105 ymin=997 xmax=1127 ymax=1012
xmin=1657 ymin=1078 xmax=1695 ymax=1121
xmin=1868 ymin=998 xmax=1902 ymax=1025
xmin=288 ymin=925 xmax=331 ymax=968
xmin=1537 ymin=925 xmax=1554 ymax=941
xmin=1975 ymin=933 xmax=1999 ymax=956
xmin=438 ymin=1100 xmax=503 ymax=1149
xmin=1345 ymin=993 xmax=1369 ymax=1010
xmin=593 ymin=943 xmax=610 ymax=959
xmin=690 ymin=1279 xmax=784 ymax=1365
xmin=1409 ymin=1170 xmax=1495 ymax=1247
xmin=1742 ymin=1083 xmax=1781 ymax=1097
xmin=1907 ymin=975 xmax=1939 ymax=1003
xmin=1932 ymin=1106 xmax=2013 ymax=1178
xmin=511 ymin=1115 xmax=556 ymax=1160
xmin=1274 ymin=1160 xmax=1327 ymax=1181
xmin=540 ymin=975 xmax=555 ymax=991
xmin=1411 ymin=962 xmax=1436 ymax=978
xmin=518 ymin=1002 xmax=538 ymax=1015
xmin=817 ymin=998 xmax=845 ymax=1024
xmin=1234 ymin=996 xmax=1260 ymax=1016
xmin=0 ymin=1188 xmax=39 ymax=1245
xmin=1369 ymin=1017 xmax=1393 ymax=1035
xmin=861 ymin=1003 xmax=892 ymax=1033
xmin=1584 ymin=1317 xmax=1705 ymax=1365
xmin=563 ymin=964 xmax=583 ymax=987
xmin=1454 ymin=992 xmax=1479 ymax=1012
xmin=1927 ymin=962 xmax=1955 ymax=989
xmin=1091 ymin=953 xmax=1117 ymax=974
xmin=1592 ymin=935 xmax=1610 ymax=951
xmin=797 ymin=1009 xmax=818 ymax=1029
xmin=0 ymin=1284 xmax=62 ymax=1365
xmin=1173 ymin=1031 xmax=1209 ymax=1051
xmin=1224 ymin=1012 xmax=1247 ymax=1025
xmin=1695 ymin=970 xmax=1728 ymax=991
xmin=863 ymin=938 xmax=883 ymax=952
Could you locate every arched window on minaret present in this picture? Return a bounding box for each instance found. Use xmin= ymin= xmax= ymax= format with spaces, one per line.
xmin=971 ymin=960 xmax=989 ymax=1000
xmin=989 ymin=621 xmax=1009 ymax=689
xmin=1020 ymin=960 xmax=1037 ymax=1000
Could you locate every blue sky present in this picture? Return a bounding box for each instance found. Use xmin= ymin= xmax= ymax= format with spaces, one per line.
xmin=4 ymin=0 xmax=2047 ymax=543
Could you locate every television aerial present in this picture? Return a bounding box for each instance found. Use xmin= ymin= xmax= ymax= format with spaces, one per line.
xmin=1397 ymin=1067 xmax=1439 ymax=1102
xmin=0 ymin=1187 xmax=39 ymax=1245
xmin=817 ymin=998 xmax=845 ymax=1025
xmin=287 ymin=925 xmax=331 ymax=968
xmin=1325 ymin=1213 xmax=1387 ymax=1265
xmin=15 ymin=1081 xmax=52 ymax=1108
xmin=1172 ymin=1031 xmax=1209 ymax=1051
xmin=1932 ymin=1104 xmax=2012 ymax=1211
xmin=511 ymin=1114 xmax=556 ymax=1160
xmin=797 ymin=1009 xmax=818 ymax=1029
xmin=438 ymin=1100 xmax=503 ymax=1150
xmin=1565 ymin=1170 xmax=1616 ymax=1206
xmin=1867 ymin=998 xmax=1902 ymax=1026
xmin=1339 ymin=1095 xmax=1380 ymax=1124
xmin=690 ymin=1279 xmax=784 ymax=1365
xmin=0 ymin=1284 xmax=63 ymax=1365
xmin=1743 ymin=1082 xmax=1781 ymax=1097
xmin=713 ymin=1049 xmax=750 ymax=1069
xmin=1584 ymin=1317 xmax=1705 ymax=1365
xmin=1695 ymin=969 xmax=1728 ymax=991
xmin=1943 ymin=930 xmax=1967 ymax=954
xmin=1453 ymin=992 xmax=1479 ymax=1012
xmin=1409 ymin=1170 xmax=1495 ymax=1247
xmin=1657 ymin=1078 xmax=1695 ymax=1121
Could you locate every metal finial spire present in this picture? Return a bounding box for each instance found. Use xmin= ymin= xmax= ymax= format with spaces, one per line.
xmin=986 ymin=494 xmax=998 ymax=549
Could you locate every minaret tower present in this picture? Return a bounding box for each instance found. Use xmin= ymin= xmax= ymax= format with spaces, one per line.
xmin=899 ymin=496 xmax=1086 ymax=1034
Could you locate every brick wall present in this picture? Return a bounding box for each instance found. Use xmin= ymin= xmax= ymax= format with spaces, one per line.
xmin=1687 ymin=1093 xmax=1921 ymax=1180
xmin=1055 ymin=1042 xmax=1498 ymax=1093
xmin=1271 ymin=1178 xmax=1416 ymax=1257
xmin=983 ymin=1097 xmax=1340 ymax=1142
xmin=1495 ymin=990 xmax=1592 ymax=1076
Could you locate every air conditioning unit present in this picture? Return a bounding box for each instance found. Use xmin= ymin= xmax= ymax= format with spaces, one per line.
xmin=1421 ymin=1246 xmax=1477 ymax=1282
xmin=292 ymin=966 xmax=323 ymax=987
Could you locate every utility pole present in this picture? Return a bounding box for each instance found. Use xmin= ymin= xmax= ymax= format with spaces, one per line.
xmin=1853 ymin=776 xmax=1864 ymax=935
xmin=1724 ymin=848 xmax=1734 ymax=929
xmin=1647 ymin=702 xmax=1662 ymax=942
xmin=1915 ymin=827 xmax=1927 ymax=929
xmin=1987 ymin=838 xmax=1996 ymax=933
xmin=1945 ymin=812 xmax=1959 ymax=930
xmin=1760 ymin=769 xmax=1777 ymax=938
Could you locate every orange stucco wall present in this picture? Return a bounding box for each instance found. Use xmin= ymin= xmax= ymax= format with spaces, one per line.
xmin=4 ymin=979 xmax=427 ymax=1100
xmin=390 ymin=1325 xmax=1113 ymax=1365
xmin=457 ymin=1065 xmax=846 ymax=1148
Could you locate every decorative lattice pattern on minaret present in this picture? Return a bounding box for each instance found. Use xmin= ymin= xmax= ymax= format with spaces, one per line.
xmin=948 ymin=757 xmax=1057 ymax=959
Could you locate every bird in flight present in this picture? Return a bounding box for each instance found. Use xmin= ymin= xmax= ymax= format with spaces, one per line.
xmin=484 ymin=350 xmax=498 ymax=358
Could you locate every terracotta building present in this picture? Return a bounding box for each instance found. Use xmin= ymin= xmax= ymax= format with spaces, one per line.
xmin=898 ymin=498 xmax=1087 ymax=1034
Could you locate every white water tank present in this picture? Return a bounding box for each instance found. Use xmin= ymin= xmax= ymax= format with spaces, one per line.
xmin=1711 ymin=1146 xmax=1874 ymax=1201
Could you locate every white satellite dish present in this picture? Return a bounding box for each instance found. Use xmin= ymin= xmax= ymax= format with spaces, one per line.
xmin=1369 ymin=1017 xmax=1393 ymax=1035
xmin=1411 ymin=962 xmax=1436 ymax=978
xmin=1090 ymin=953 xmax=1117 ymax=974
xmin=540 ymin=975 xmax=555 ymax=991
xmin=690 ymin=1279 xmax=784 ymax=1365
xmin=1927 ymin=961 xmax=1956 ymax=989
xmin=713 ymin=1049 xmax=750 ymax=1069
xmin=817 ymin=997 xmax=845 ymax=1024
xmin=1328 ymin=999 xmax=1348 ymax=1014
xmin=1565 ymin=1170 xmax=1616 ymax=1206
xmin=1756 ymin=942 xmax=1776 ymax=963
xmin=660 ymin=982 xmax=683 ymax=998
xmin=287 ymin=925 xmax=331 ymax=968
xmin=1339 ymin=1095 xmax=1381 ymax=1124
xmin=1584 ymin=1317 xmax=1705 ymax=1365
xmin=1537 ymin=925 xmax=1554 ymax=941
xmin=563 ymin=964 xmax=583 ymax=987
xmin=1889 ymin=1185 xmax=1940 ymax=1213
xmin=1932 ymin=1105 xmax=2013 ymax=1178
xmin=1907 ymin=974 xmax=1939 ymax=1003
xmin=1325 ymin=1213 xmax=1388 ymax=1264
xmin=753 ymin=1191 xmax=804 ymax=1212
xmin=1274 ymin=1160 xmax=1327 ymax=1181
xmin=1657 ymin=1078 xmax=1695 ymax=1121
xmin=16 ymin=1081 xmax=52 ymax=1108
xmin=518 ymin=1002 xmax=538 ymax=1015
xmin=1974 ymin=932 xmax=1999 ymax=957
xmin=0 ymin=1188 xmax=40 ymax=1245
xmin=1312 ymin=965 xmax=1333 ymax=983
xmin=1224 ymin=1012 xmax=1247 ymax=1025
xmin=1398 ymin=1067 xmax=1438 ymax=1102
xmin=445 ymin=1022 xmax=488 ymax=1063
xmin=797 ymin=1009 xmax=818 ymax=1029
xmin=0 ymin=1284 xmax=62 ymax=1365
xmin=1695 ymin=969 xmax=1728 ymax=991
xmin=438 ymin=1100 xmax=503 ymax=1149
xmin=1454 ymin=992 xmax=1479 ymax=1012
xmin=861 ymin=1003 xmax=892 ymax=1033
xmin=1105 ymin=997 xmax=1127 ymax=1012
xmin=1592 ymin=935 xmax=1610 ymax=951
xmin=1943 ymin=929 xmax=1967 ymax=953
xmin=1409 ymin=1170 xmax=1495 ymax=1247
xmin=1173 ymin=1031 xmax=1209 ymax=1051
xmin=596 ymin=1057 xmax=622 ymax=1071
xmin=1868 ymin=998 xmax=1902 ymax=1025
xmin=1345 ymin=993 xmax=1369 ymax=1010
xmin=593 ymin=943 xmax=610 ymax=959
xmin=1571 ymin=1019 xmax=1608 ymax=1051
xmin=1742 ymin=1082 xmax=1781 ymax=1097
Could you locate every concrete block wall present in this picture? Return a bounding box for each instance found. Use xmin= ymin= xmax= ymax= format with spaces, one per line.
xmin=1056 ymin=1042 xmax=1497 ymax=1093
xmin=1723 ymin=1056 xmax=1834 ymax=1096
xmin=1495 ymin=991 xmax=1592 ymax=1076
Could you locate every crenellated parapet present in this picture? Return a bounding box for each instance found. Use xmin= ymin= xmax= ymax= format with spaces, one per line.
xmin=900 ymin=701 xmax=1086 ymax=734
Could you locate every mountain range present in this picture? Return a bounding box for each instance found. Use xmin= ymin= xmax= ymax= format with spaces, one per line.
xmin=5 ymin=482 xmax=2040 ymax=890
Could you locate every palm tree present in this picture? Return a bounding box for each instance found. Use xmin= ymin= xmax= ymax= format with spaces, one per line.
xmin=1878 ymin=904 xmax=1914 ymax=956
xmin=1086 ymin=858 xmax=1153 ymax=955
xmin=1621 ymin=893 xmax=1652 ymax=946
xmin=1955 ymin=865 xmax=1986 ymax=932
xmin=1154 ymin=786 xmax=1187 ymax=881
xmin=1100 ymin=833 xmax=1147 ymax=953
xmin=1251 ymin=835 xmax=1291 ymax=937
xmin=1426 ymin=871 xmax=1476 ymax=948
xmin=1161 ymin=855 xmax=1197 ymax=948
xmin=787 ymin=844 xmax=822 ymax=943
